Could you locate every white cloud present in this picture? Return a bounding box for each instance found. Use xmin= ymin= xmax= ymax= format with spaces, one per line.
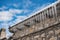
xmin=13 ymin=4 xmax=18 ymax=7
xmin=0 ymin=9 xmax=23 ymax=21
xmin=0 ymin=11 xmax=13 ymax=21
xmin=9 ymin=9 xmax=23 ymax=14
xmin=13 ymin=3 xmax=20 ymax=8
xmin=0 ymin=6 xmax=8 ymax=10
xmin=23 ymin=0 xmax=33 ymax=9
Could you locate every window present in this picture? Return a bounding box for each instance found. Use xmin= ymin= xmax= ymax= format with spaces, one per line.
xmin=43 ymin=10 xmax=47 ymax=20
xmin=46 ymin=8 xmax=53 ymax=18
xmin=33 ymin=19 xmax=40 ymax=23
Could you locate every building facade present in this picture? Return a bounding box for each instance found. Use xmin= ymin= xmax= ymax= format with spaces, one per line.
xmin=9 ymin=0 xmax=60 ymax=40
xmin=0 ymin=28 xmax=6 ymax=40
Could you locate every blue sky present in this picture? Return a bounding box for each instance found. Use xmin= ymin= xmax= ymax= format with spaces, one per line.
xmin=0 ymin=0 xmax=56 ymax=37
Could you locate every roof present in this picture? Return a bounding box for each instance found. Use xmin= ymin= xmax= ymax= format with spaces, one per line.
xmin=10 ymin=0 xmax=60 ymax=28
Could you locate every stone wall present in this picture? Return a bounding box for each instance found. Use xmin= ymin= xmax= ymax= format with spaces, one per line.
xmin=19 ymin=23 xmax=60 ymax=40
